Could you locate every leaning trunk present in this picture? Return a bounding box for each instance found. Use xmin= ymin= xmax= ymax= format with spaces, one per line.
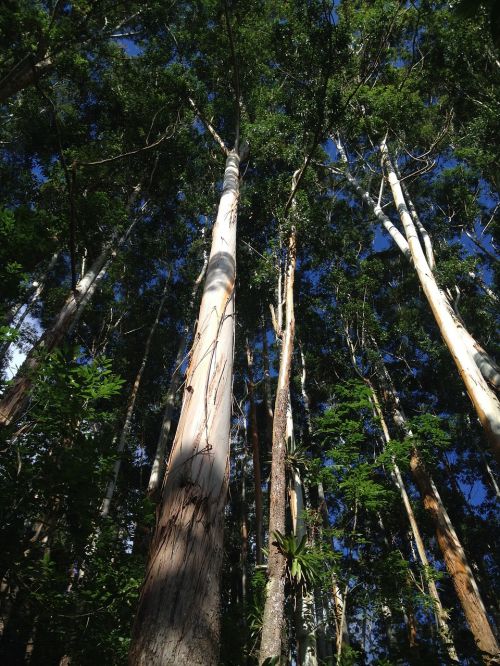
xmin=381 ymin=141 xmax=500 ymax=463
xmin=0 ymin=205 xmax=140 ymax=427
xmin=0 ymin=251 xmax=59 ymax=362
xmin=409 ymin=450 xmax=499 ymax=665
xmin=368 ymin=381 xmax=459 ymax=662
xmin=129 ymin=149 xmax=240 ymax=666
xmin=378 ymin=360 xmax=499 ymax=665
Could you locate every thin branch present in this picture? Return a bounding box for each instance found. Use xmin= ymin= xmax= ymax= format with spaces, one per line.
xmin=188 ymin=97 xmax=229 ymax=156
xmin=79 ymin=117 xmax=180 ymax=167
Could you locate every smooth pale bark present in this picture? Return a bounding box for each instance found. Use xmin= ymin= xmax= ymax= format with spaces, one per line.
xmin=396 ymin=165 xmax=435 ymax=271
xmin=0 ymin=251 xmax=60 ymax=362
xmin=396 ymin=162 xmax=500 ymax=392
xmin=457 ymin=324 xmax=500 ymax=391
xmin=368 ymin=382 xmax=458 ymax=662
xmin=287 ymin=401 xmax=318 ymax=666
xmin=129 ymin=150 xmax=240 ymax=666
xmin=0 ymin=203 xmax=141 ymax=427
xmin=380 ymin=141 xmax=500 ymax=464
xmin=147 ymin=255 xmax=208 ymax=498
xmin=336 ymin=135 xmax=500 ymax=450
xmin=246 ymin=344 xmax=263 ymax=565
xmin=100 ymin=279 xmax=168 ymax=518
xmin=259 ymin=171 xmax=299 ymax=665
xmin=333 ymin=576 xmax=350 ymax=666
xmin=334 ymin=137 xmax=410 ymax=258
xmin=378 ymin=361 xmax=500 ymax=665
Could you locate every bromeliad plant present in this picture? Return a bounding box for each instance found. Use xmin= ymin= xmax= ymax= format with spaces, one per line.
xmin=272 ymin=530 xmax=322 ymax=589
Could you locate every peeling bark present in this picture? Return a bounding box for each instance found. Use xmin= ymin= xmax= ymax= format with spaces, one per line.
xmin=380 ymin=141 xmax=500 ymax=464
xmin=129 ymin=150 xmax=241 ymax=666
xmin=377 ymin=359 xmax=499 ymax=665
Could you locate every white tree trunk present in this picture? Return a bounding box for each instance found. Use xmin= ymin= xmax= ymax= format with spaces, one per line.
xmin=129 ymin=149 xmax=240 ymax=666
xmin=0 ymin=206 xmax=141 ymax=427
xmin=380 ymin=140 xmax=500 ymax=464
xmin=147 ymin=254 xmax=208 ymax=498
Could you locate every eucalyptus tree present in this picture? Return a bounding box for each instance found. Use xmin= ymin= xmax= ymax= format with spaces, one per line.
xmin=128 ymin=0 xmax=252 ymax=659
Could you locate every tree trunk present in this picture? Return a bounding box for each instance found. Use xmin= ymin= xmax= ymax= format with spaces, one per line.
xmin=246 ymin=343 xmax=264 ymax=565
xmin=287 ymin=401 xmax=318 ymax=666
xmin=147 ymin=254 xmax=208 ymax=498
xmin=335 ymin=136 xmax=500 ymax=462
xmin=0 ymin=197 xmax=141 ymax=427
xmin=0 ymin=250 xmax=59 ymax=362
xmin=380 ymin=141 xmax=500 ymax=464
xmin=377 ymin=359 xmax=500 ymax=665
xmin=368 ymin=381 xmax=459 ymax=662
xmin=333 ymin=576 xmax=349 ymax=665
xmin=410 ymin=451 xmax=499 ymax=664
xmin=259 ymin=170 xmax=299 ymax=665
xmin=241 ymin=452 xmax=248 ymax=609
xmin=128 ymin=149 xmax=241 ymax=666
xmin=100 ymin=278 xmax=168 ymax=518
xmin=0 ymin=55 xmax=53 ymax=104
xmin=299 ymin=347 xmax=335 ymax=664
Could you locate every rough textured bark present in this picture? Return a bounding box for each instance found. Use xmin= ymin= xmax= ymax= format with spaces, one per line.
xmin=410 ymin=453 xmax=499 ymax=665
xmin=0 ymin=200 xmax=141 ymax=427
xmin=129 ymin=149 xmax=241 ymax=666
xmin=259 ymin=171 xmax=298 ymax=665
xmin=378 ymin=360 xmax=499 ymax=665
xmin=246 ymin=343 xmax=263 ymax=565
xmin=100 ymin=278 xmax=168 ymax=518
xmin=380 ymin=141 xmax=500 ymax=464
xmin=147 ymin=254 xmax=208 ymax=498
